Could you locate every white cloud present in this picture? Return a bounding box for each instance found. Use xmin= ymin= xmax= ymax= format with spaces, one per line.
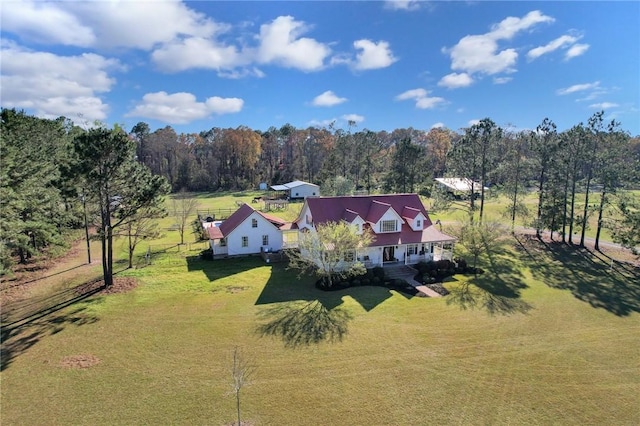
xmin=1 ymin=0 xmax=218 ymax=49
xmin=565 ymin=43 xmax=589 ymax=59
xmin=384 ymin=1 xmax=421 ymax=11
xmin=0 ymin=0 xmax=95 ymax=46
xmin=312 ymin=91 xmax=347 ymax=107
xmin=527 ymin=35 xmax=579 ymax=60
xmin=443 ymin=10 xmax=554 ymax=78
xmin=352 ymin=39 xmax=397 ymax=70
xmin=395 ymin=88 xmax=446 ymax=109
xmin=126 ymin=91 xmax=243 ymax=124
xmin=151 ymin=37 xmax=245 ymax=73
xmin=431 ymin=122 xmax=445 ymax=129
xmin=589 ymin=102 xmax=619 ymax=109
xmin=468 ymin=119 xmax=481 ymax=126
xmin=438 ymin=72 xmax=474 ymax=89
xmin=256 ymin=16 xmax=331 ymax=71
xmin=342 ymin=114 xmax=364 ymax=123
xmin=0 ymin=43 xmax=119 ymax=122
xmin=493 ymin=76 xmax=513 ymax=84
xmin=556 ymin=81 xmax=600 ymax=95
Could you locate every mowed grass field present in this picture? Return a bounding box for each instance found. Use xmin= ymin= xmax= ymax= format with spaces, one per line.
xmin=1 ymin=192 xmax=639 ymax=425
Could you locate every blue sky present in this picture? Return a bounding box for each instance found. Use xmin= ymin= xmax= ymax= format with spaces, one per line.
xmin=1 ymin=1 xmax=638 ymax=135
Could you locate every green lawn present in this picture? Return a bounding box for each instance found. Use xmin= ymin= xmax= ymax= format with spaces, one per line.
xmin=2 ymin=191 xmax=639 ymax=425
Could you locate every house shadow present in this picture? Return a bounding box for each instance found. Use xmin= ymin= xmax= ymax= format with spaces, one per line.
xmin=185 ymin=254 xmax=267 ymax=283
xmin=517 ymin=235 xmax=640 ymax=317
xmin=1 ymin=281 xmax=102 ymax=371
xmin=254 ymin=264 xmax=397 ymax=347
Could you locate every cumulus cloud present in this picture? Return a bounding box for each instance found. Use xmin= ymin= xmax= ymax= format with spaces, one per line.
xmin=431 ymin=122 xmax=445 ymax=129
xmin=395 ymin=88 xmax=446 ymax=109
xmin=442 ymin=10 xmax=554 ymax=86
xmin=438 ymin=72 xmax=474 ymax=89
xmin=352 ymin=39 xmax=397 ymax=70
xmin=151 ymin=37 xmax=245 ymax=73
xmin=256 ymin=16 xmax=331 ymax=71
xmin=312 ymin=91 xmax=347 ymax=107
xmin=468 ymin=119 xmax=481 ymax=126
xmin=126 ymin=91 xmax=243 ymax=124
xmin=556 ymin=81 xmax=600 ymax=95
xmin=0 ymin=42 xmax=119 ymax=122
xmin=0 ymin=0 xmax=95 ymax=46
xmin=342 ymin=114 xmax=364 ymax=123
xmin=565 ymin=43 xmax=589 ymax=59
xmin=1 ymin=0 xmax=218 ymax=49
xmin=589 ymin=102 xmax=618 ymax=109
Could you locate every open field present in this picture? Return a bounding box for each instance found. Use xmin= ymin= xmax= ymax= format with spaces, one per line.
xmin=1 ymin=192 xmax=639 ymax=425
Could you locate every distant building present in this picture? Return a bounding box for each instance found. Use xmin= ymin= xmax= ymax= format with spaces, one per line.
xmin=270 ymin=180 xmax=320 ymax=199
xmin=435 ymin=177 xmax=487 ymax=199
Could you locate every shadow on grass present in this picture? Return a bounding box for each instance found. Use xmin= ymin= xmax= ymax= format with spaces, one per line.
xmin=256 ymin=300 xmax=352 ymax=347
xmin=447 ymin=280 xmax=533 ymax=316
xmin=516 ymin=235 xmax=640 ymax=316
xmin=1 ymin=280 xmax=102 ymax=371
xmin=448 ymin=236 xmax=531 ymax=315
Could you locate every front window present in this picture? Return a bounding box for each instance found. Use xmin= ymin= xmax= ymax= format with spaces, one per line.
xmin=381 ymin=220 xmax=397 ymax=232
xmin=407 ymin=244 xmax=418 ymax=255
xmin=220 ymin=238 xmax=227 ymax=247
xmin=262 ymin=235 xmax=269 ymax=246
xmin=241 ymin=236 xmax=248 ymax=247
xmin=251 ymin=218 xmax=258 ymax=228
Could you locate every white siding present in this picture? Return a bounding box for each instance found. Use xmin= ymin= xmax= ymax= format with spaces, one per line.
xmin=373 ymin=208 xmax=404 ymax=233
xmin=225 ymin=212 xmax=284 ymax=255
xmin=289 ymin=183 xmax=319 ymax=199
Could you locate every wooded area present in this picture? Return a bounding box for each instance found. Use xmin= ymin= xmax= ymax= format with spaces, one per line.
xmin=1 ymin=108 xmax=639 ymax=276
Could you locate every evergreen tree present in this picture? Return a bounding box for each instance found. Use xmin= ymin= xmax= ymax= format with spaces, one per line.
xmin=73 ymin=127 xmax=169 ymax=286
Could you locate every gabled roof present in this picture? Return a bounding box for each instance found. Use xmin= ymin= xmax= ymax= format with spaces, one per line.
xmin=342 ymin=208 xmax=361 ymax=223
xmin=270 ymin=180 xmax=319 ymax=191
xmin=302 ymin=194 xmax=432 ymax=228
xmin=208 ymin=203 xmax=286 ymax=239
xmin=401 ymin=206 xmax=422 ymax=220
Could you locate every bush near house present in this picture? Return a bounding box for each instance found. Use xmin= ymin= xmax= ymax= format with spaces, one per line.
xmin=315 ymin=268 xmax=419 ymax=296
xmin=414 ymin=258 xmax=484 ymax=285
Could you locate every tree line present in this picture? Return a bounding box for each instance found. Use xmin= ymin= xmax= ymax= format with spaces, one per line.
xmin=1 ymin=108 xmax=639 ymax=279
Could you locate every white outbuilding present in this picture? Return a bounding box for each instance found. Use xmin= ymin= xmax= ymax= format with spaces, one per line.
xmin=270 ymin=180 xmax=320 ymax=199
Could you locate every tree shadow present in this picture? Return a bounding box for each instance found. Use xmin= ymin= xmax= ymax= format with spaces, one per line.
xmin=1 ymin=281 xmax=101 ymax=371
xmin=517 ymin=235 xmax=640 ymax=316
xmin=447 ymin=280 xmax=533 ymax=316
xmin=256 ymin=300 xmax=352 ymax=348
xmin=254 ymin=263 xmax=396 ymax=311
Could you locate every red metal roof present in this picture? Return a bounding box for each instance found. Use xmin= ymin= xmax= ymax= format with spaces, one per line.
xmin=207 ymin=203 xmax=287 ymax=240
xmin=301 ymin=194 xmax=455 ymax=245
xmin=304 ymin=194 xmax=432 ymax=227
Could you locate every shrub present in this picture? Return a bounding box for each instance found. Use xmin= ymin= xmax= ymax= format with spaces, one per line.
xmin=351 ymin=279 xmax=361 ymax=286
xmin=371 ymin=276 xmax=381 ymax=285
xmin=372 ymin=266 xmax=385 ymax=280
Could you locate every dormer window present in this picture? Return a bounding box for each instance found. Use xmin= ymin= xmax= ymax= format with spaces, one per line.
xmin=416 ymin=219 xmax=421 ymax=228
xmin=381 ymin=220 xmax=397 ymax=232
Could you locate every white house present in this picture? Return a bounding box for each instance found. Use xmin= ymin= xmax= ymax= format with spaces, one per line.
xmin=294 ymin=194 xmax=455 ymax=268
xmin=207 ymin=204 xmax=287 ymax=258
xmin=270 ymin=180 xmax=320 ymax=200
xmin=206 ymin=194 xmax=455 ymax=266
